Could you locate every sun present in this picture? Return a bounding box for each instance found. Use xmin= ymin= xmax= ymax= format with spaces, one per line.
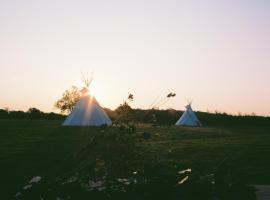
xmin=89 ymin=86 xmax=98 ymax=97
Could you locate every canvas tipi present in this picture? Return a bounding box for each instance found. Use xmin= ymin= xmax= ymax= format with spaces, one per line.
xmin=63 ymin=75 xmax=112 ymax=126
xmin=175 ymin=104 xmax=201 ymax=127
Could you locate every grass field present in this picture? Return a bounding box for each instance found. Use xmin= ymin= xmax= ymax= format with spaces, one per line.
xmin=0 ymin=119 xmax=270 ymax=199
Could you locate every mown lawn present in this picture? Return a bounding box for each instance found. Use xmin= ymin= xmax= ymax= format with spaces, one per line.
xmin=0 ymin=120 xmax=269 ymax=198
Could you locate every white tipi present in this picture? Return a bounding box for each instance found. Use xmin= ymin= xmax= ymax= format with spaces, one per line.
xmin=175 ymin=104 xmax=201 ymax=127
xmin=63 ymin=75 xmax=112 ymax=126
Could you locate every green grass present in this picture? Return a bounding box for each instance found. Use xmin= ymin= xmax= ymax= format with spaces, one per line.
xmin=0 ymin=120 xmax=270 ymax=198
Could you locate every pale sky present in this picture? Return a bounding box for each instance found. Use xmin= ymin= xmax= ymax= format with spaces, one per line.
xmin=0 ymin=0 xmax=270 ymax=116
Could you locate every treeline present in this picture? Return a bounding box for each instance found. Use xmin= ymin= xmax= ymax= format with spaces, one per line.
xmin=0 ymin=108 xmax=65 ymax=120
xmin=1 ymin=107 xmax=270 ymax=126
xmin=110 ymin=109 xmax=270 ymax=126
xmin=196 ymin=111 xmax=270 ymax=126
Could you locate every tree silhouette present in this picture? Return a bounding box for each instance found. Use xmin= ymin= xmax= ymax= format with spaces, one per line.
xmin=55 ymin=86 xmax=82 ymax=114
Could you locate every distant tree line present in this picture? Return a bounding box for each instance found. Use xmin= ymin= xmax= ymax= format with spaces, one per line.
xmin=195 ymin=111 xmax=270 ymax=126
xmin=1 ymin=106 xmax=269 ymax=126
xmin=0 ymin=108 xmax=65 ymax=120
xmin=111 ymin=108 xmax=270 ymax=126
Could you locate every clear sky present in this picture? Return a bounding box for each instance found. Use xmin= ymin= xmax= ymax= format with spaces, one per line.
xmin=0 ymin=0 xmax=270 ymax=116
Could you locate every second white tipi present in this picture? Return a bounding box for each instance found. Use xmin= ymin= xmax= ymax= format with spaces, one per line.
xmin=175 ymin=104 xmax=201 ymax=127
xmin=63 ymin=75 xmax=112 ymax=126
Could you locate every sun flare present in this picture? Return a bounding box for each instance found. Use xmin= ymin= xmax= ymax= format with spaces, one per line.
xmin=89 ymin=86 xmax=97 ymax=97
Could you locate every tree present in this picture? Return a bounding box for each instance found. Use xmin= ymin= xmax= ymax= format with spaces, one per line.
xmin=115 ymin=101 xmax=133 ymax=116
xmin=27 ymin=107 xmax=42 ymax=114
xmin=27 ymin=107 xmax=43 ymax=118
xmin=55 ymin=86 xmax=82 ymax=114
xmin=114 ymin=93 xmax=136 ymax=124
xmin=0 ymin=109 xmax=8 ymax=118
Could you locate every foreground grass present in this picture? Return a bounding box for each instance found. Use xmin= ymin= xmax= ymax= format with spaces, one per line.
xmin=0 ymin=120 xmax=270 ymax=198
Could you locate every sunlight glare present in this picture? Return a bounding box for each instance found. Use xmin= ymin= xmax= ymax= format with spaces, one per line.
xmin=90 ymin=86 xmax=98 ymax=97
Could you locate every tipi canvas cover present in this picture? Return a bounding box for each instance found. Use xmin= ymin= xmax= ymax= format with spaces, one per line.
xmin=63 ymin=92 xmax=112 ymax=126
xmin=175 ymin=104 xmax=201 ymax=127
